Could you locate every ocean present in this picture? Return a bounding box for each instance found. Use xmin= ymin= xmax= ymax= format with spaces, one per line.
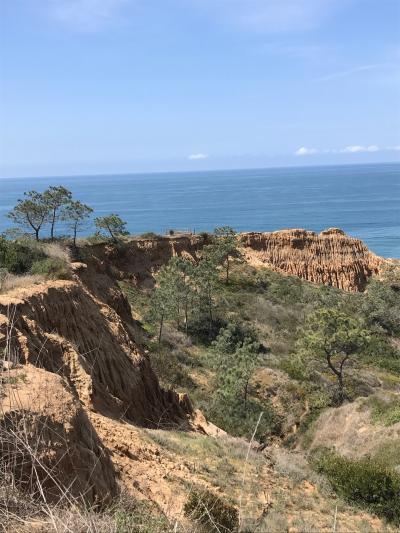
xmin=0 ymin=163 xmax=399 ymax=258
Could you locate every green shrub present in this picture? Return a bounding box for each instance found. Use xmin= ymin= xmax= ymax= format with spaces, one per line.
xmin=0 ymin=237 xmax=45 ymax=274
xmin=373 ymin=440 xmax=400 ymax=470
xmin=363 ymin=334 xmax=400 ymax=374
xmin=30 ymin=257 xmax=71 ymax=280
xmin=207 ymin=397 xmax=282 ymax=442
xmin=368 ymin=395 xmax=400 ymax=426
xmin=86 ymin=232 xmax=108 ymax=244
xmin=200 ymin=231 xmax=212 ymax=243
xmin=313 ymin=450 xmax=400 ymax=524
xmin=184 ymin=489 xmax=238 ymax=532
xmin=362 ymin=278 xmax=400 ymax=335
xmin=279 ymin=354 xmax=310 ymax=381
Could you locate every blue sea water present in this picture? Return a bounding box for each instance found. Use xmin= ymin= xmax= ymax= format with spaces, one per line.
xmin=0 ymin=163 xmax=399 ymax=258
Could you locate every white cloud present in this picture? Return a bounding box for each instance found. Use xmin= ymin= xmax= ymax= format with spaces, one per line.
xmin=341 ymin=145 xmax=379 ymax=153
xmin=295 ymin=147 xmax=318 ymax=156
xmin=188 ymin=153 xmax=208 ymax=160
xmin=388 ymin=145 xmax=400 ymax=151
xmin=47 ymin=0 xmax=129 ymax=31
xmin=316 ymin=64 xmax=390 ymax=82
xmin=294 ymin=144 xmax=385 ymax=156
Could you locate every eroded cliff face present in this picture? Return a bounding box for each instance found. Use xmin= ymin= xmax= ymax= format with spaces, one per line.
xmin=0 ymin=280 xmax=189 ymax=427
xmin=0 ymin=274 xmax=193 ymax=505
xmin=0 ymin=365 xmax=118 ymax=505
xmin=83 ymin=234 xmax=205 ymax=288
xmin=82 ymin=228 xmax=384 ymax=292
xmin=241 ymin=228 xmax=384 ymax=291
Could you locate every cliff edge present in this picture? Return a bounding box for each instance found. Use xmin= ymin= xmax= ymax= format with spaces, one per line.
xmin=241 ymin=228 xmax=384 ymax=291
xmin=0 ymin=275 xmax=193 ymax=506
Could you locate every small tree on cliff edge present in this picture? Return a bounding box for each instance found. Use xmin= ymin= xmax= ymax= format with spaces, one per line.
xmin=8 ymin=191 xmax=49 ymax=241
xmin=94 ymin=214 xmax=128 ymax=242
xmin=297 ymin=308 xmax=370 ymax=404
xmin=64 ymin=200 xmax=93 ymax=247
xmin=43 ymin=185 xmax=72 ymax=241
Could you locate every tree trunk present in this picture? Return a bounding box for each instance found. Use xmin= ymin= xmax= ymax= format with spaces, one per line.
xmin=326 ymin=352 xmax=346 ymax=404
xmin=73 ymin=224 xmax=77 ymax=247
xmin=337 ymin=372 xmax=346 ymax=403
xmin=50 ymin=209 xmax=56 ymax=241
xmin=35 ymin=228 xmax=40 ymax=241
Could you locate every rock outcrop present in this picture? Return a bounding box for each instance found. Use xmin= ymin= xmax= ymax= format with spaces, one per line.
xmin=0 ymin=281 xmax=190 ymax=427
xmin=81 ymin=229 xmax=384 ymax=292
xmin=83 ymin=234 xmax=205 ymax=288
xmin=0 ymin=276 xmax=193 ymax=505
xmin=0 ymin=366 xmax=118 ymax=505
xmin=241 ymin=228 xmax=384 ymax=291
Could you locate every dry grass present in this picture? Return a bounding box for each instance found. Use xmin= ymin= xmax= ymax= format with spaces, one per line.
xmin=42 ymin=243 xmax=71 ymax=263
xmin=0 ymin=274 xmax=45 ymax=294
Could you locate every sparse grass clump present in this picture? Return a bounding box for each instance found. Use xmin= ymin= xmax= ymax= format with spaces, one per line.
xmin=0 ymin=273 xmax=45 ymax=293
xmin=184 ymin=489 xmax=239 ymax=532
xmin=367 ymin=394 xmax=400 ymax=426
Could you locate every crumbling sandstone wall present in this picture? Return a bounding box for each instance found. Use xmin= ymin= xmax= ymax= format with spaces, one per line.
xmin=241 ymin=228 xmax=384 ymax=291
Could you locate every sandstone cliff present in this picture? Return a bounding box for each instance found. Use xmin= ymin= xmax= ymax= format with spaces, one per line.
xmin=82 ymin=228 xmax=384 ymax=292
xmin=241 ymin=228 xmax=384 ymax=291
xmin=1 ymin=365 xmax=118 ymax=505
xmin=0 ymin=274 xmax=193 ymax=505
xmin=82 ymin=234 xmax=205 ymax=288
xmin=0 ymin=280 xmax=189 ymax=426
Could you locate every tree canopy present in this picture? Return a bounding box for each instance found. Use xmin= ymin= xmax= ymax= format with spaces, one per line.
xmin=8 ymin=191 xmax=50 ymax=241
xmin=297 ymin=308 xmax=370 ymax=403
xmin=94 ymin=214 xmax=128 ymax=242
xmin=63 ymin=201 xmax=93 ymax=246
xmin=43 ymin=186 xmax=72 ymax=240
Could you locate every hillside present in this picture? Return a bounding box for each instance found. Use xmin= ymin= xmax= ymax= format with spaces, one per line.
xmin=0 ymin=229 xmax=399 ymax=532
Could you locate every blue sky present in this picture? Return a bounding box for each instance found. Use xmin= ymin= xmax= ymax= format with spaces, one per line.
xmin=1 ymin=0 xmax=399 ymax=177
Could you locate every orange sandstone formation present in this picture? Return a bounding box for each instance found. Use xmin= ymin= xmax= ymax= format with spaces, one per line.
xmin=241 ymin=228 xmax=384 ymax=291
xmin=0 ymin=275 xmax=192 ymax=505
xmin=84 ymin=228 xmax=384 ymax=292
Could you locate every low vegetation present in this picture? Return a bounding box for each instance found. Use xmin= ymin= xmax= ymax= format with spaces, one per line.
xmin=117 ymin=236 xmax=400 ymax=529
xmin=1 ymin=189 xmax=400 ymax=530
xmin=0 ymin=237 xmax=72 ymax=291
xmin=123 ymin=246 xmax=400 ymax=444
xmin=367 ymin=394 xmax=400 ymax=426
xmin=313 ymin=449 xmax=400 ymax=524
xmin=184 ymin=489 xmax=239 ymax=532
